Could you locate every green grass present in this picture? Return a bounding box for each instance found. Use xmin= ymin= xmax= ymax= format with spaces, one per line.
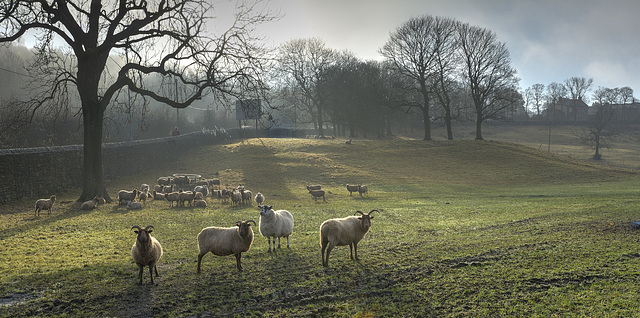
xmin=2 ymin=138 xmax=640 ymax=317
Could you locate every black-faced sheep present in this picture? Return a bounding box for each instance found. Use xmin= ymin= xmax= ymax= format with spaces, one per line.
xmin=196 ymin=220 xmax=256 ymax=272
xmin=254 ymin=192 xmax=265 ymax=206
xmin=346 ymin=184 xmax=360 ymax=196
xmin=118 ymin=189 xmax=138 ymax=206
xmin=258 ymin=205 xmax=294 ymax=252
xmin=34 ymin=195 xmax=56 ymax=216
xmin=320 ymin=210 xmax=378 ymax=267
xmin=131 ymin=225 xmax=163 ymax=285
xmin=309 ymin=189 xmax=326 ymax=202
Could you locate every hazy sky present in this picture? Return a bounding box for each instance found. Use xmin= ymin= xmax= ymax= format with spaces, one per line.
xmin=255 ymin=0 xmax=640 ymax=99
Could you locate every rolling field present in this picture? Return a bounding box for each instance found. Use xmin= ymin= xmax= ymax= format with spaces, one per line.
xmin=2 ymin=138 xmax=640 ymax=317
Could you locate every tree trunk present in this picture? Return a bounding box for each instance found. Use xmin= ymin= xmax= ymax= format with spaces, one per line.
xmin=475 ymin=112 xmax=484 ymax=140
xmin=77 ymin=51 xmax=111 ymax=202
xmin=444 ymin=110 xmax=453 ymax=140
xmin=422 ymin=109 xmax=431 ymax=140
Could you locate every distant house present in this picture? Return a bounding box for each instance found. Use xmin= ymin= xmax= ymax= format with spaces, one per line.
xmin=542 ymin=98 xmax=589 ymax=121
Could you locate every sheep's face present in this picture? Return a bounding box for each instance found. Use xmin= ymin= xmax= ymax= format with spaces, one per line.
xmin=259 ymin=205 xmax=274 ymax=217
xmin=132 ymin=226 xmax=154 ymax=244
xmin=236 ymin=220 xmax=255 ymax=237
xmin=358 ymin=215 xmax=373 ymax=231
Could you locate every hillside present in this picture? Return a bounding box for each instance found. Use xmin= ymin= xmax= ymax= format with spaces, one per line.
xmin=2 ymin=138 xmax=640 ymax=317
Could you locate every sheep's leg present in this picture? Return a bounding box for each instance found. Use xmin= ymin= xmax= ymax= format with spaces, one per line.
xmin=149 ymin=265 xmax=155 ymax=284
xmin=272 ymin=237 xmax=276 ymax=251
xmin=277 ymin=237 xmax=281 ymax=249
xmin=349 ymin=243 xmax=354 ymax=260
xmin=137 ymin=265 xmax=144 ymax=285
xmin=286 ymin=235 xmax=290 ymax=248
xmin=235 ymin=253 xmax=243 ymax=271
xmin=353 ymin=242 xmax=359 ymax=260
xmin=267 ymin=237 xmax=272 ymax=252
xmin=197 ymin=253 xmax=205 ymax=272
xmin=325 ymin=241 xmax=336 ymax=267
xmin=321 ymin=240 xmax=328 ymax=267
xmin=154 ymin=264 xmax=160 ymax=278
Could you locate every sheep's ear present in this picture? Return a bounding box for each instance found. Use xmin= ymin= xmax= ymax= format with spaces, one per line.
xmin=369 ymin=216 xmax=374 ymax=219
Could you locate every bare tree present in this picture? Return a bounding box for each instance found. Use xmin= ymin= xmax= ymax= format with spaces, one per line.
xmin=430 ymin=17 xmax=459 ymax=140
xmin=0 ymin=0 xmax=275 ymax=202
xmin=457 ymin=23 xmax=519 ymax=140
xmin=545 ymin=82 xmax=567 ymax=121
xmin=581 ymin=87 xmax=617 ymax=160
xmin=524 ymin=83 xmax=545 ymax=117
xmin=564 ymin=77 xmax=593 ymax=121
xmin=275 ymin=38 xmax=338 ymax=138
xmin=380 ymin=15 xmax=446 ymax=141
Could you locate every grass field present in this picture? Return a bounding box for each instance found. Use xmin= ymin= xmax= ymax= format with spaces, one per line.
xmin=2 ymin=137 xmax=640 ymax=317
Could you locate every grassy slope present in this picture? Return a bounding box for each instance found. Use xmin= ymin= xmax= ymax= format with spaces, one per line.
xmin=1 ymin=138 xmax=640 ymax=317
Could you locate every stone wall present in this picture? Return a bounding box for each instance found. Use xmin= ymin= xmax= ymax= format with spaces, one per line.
xmin=0 ymin=130 xmax=230 ymax=203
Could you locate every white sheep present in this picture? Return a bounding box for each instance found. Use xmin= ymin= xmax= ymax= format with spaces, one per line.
xmin=346 ymin=184 xmax=360 ymax=196
xmin=320 ymin=210 xmax=378 ymax=267
xmin=179 ymin=190 xmax=196 ymax=207
xmin=241 ymin=189 xmax=253 ymax=205
xmin=153 ymin=191 xmax=165 ymax=201
xmin=230 ymin=190 xmax=242 ymax=206
xmin=128 ymin=201 xmax=143 ymax=210
xmin=34 ymin=195 xmax=56 ymax=216
xmin=259 ymin=205 xmax=294 ymax=252
xmin=131 ymin=225 xmax=163 ymax=284
xmin=358 ymin=185 xmax=368 ymax=197
xmin=254 ymin=192 xmax=265 ymax=206
xmin=196 ymin=220 xmax=256 ymax=272
xmin=194 ymin=185 xmax=209 ymax=199
xmin=165 ymin=192 xmax=180 ymax=207
xmin=118 ymin=189 xmax=138 ymax=206
xmin=80 ymin=197 xmax=100 ymax=210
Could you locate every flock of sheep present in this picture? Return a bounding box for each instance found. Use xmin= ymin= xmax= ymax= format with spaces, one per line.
xmin=33 ymin=176 xmax=376 ymax=285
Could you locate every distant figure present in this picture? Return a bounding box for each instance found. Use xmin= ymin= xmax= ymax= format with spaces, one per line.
xmin=172 ymin=127 xmax=180 ymax=136
xmin=345 ymin=138 xmax=352 ymax=145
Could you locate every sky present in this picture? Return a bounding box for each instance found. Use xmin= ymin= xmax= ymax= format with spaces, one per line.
xmin=248 ymin=0 xmax=640 ymax=100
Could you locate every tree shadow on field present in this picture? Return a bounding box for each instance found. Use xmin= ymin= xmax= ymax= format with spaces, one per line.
xmin=0 ymin=203 xmax=93 ymax=240
xmin=232 ymin=141 xmax=296 ymax=199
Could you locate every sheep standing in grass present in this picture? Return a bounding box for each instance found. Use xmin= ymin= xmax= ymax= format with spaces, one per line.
xmin=346 ymin=184 xmax=360 ymax=196
xmin=358 ymin=185 xmax=368 ymax=197
xmin=230 ymin=190 xmax=242 ymax=206
xmin=320 ymin=210 xmax=378 ymax=267
xmin=254 ymin=192 xmax=265 ymax=206
xmin=34 ymin=195 xmax=56 ymax=216
xmin=165 ymin=192 xmax=179 ymax=207
xmin=131 ymin=225 xmax=163 ymax=285
xmin=241 ymin=189 xmax=253 ymax=205
xmin=194 ymin=185 xmax=209 ymax=199
xmin=119 ymin=189 xmax=138 ymax=206
xmin=139 ymin=189 xmax=149 ymax=205
xmin=259 ymin=205 xmax=294 ymax=252
xmin=196 ymin=220 xmax=256 ymax=272
xmin=309 ymin=189 xmax=326 ymax=202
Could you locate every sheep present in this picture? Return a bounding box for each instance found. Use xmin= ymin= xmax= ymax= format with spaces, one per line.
xmin=241 ymin=189 xmax=253 ymax=205
xmin=259 ymin=205 xmax=294 ymax=252
xmin=165 ymin=192 xmax=180 ymax=207
xmin=306 ymin=185 xmax=322 ymax=191
xmin=128 ymin=201 xmax=143 ymax=210
xmin=230 ymin=190 xmax=242 ymax=206
xmin=194 ymin=185 xmax=209 ymax=199
xmin=194 ymin=192 xmax=204 ymax=201
xmin=309 ymin=189 xmax=326 ymax=202
xmin=157 ymin=177 xmax=173 ymax=186
xmin=254 ymin=192 xmax=265 ymax=206
xmin=118 ymin=189 xmax=138 ymax=206
xmin=345 ymin=138 xmax=352 ymax=144
xmin=196 ymin=220 xmax=256 ymax=272
xmin=178 ymin=190 xmax=196 ymax=207
xmin=320 ymin=210 xmax=378 ymax=267
xmin=346 ymin=184 xmax=360 ymax=196
xmin=194 ymin=199 xmax=207 ymax=208
xmin=34 ymin=195 xmax=56 ymax=216
xmin=153 ymin=191 xmax=165 ymax=201
xmin=131 ymin=225 xmax=163 ymax=285
xmin=139 ymin=189 xmax=149 ymax=205
xmin=140 ymin=184 xmax=150 ymax=192
xmin=358 ymin=185 xmax=368 ymax=197
xmin=80 ymin=197 xmax=100 ymax=210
